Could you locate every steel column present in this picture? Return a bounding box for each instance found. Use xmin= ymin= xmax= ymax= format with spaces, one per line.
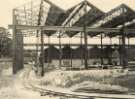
xmin=48 ymin=36 xmax=51 ymax=66
xmin=70 ymin=38 xmax=73 ymax=68
xmin=100 ymin=33 xmax=104 ymax=67
xmin=58 ymin=32 xmax=62 ymax=69
xmin=83 ymin=1 xmax=88 ymax=69
xmin=80 ymin=32 xmax=83 ymax=65
xmin=121 ymin=28 xmax=128 ymax=68
xmin=35 ymin=30 xmax=40 ymax=74
xmin=12 ymin=9 xmax=24 ymax=74
xmin=41 ymin=30 xmax=44 ymax=76
xmin=128 ymin=37 xmax=130 ymax=49
xmin=120 ymin=7 xmax=128 ymax=68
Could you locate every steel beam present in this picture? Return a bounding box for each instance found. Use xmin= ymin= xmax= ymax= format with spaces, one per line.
xmin=9 ymin=24 xmax=135 ymax=37
xmin=9 ymin=25 xmax=123 ymax=32
xmin=9 ymin=25 xmax=135 ymax=37
xmin=9 ymin=25 xmax=84 ymax=32
xmin=24 ymin=43 xmax=133 ymax=46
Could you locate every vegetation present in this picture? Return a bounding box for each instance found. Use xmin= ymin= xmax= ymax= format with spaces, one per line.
xmin=0 ymin=37 xmax=12 ymax=57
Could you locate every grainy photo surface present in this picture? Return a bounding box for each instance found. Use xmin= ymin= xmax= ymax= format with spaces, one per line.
xmin=0 ymin=0 xmax=135 ymax=99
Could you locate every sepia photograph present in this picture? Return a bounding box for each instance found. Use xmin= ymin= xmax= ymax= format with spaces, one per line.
xmin=0 ymin=0 xmax=135 ymax=99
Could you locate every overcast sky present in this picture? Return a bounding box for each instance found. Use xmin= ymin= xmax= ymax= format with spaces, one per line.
xmin=0 ymin=0 xmax=135 ymax=28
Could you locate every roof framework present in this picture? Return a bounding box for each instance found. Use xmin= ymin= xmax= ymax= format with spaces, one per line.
xmin=89 ymin=4 xmax=135 ymax=37
xmin=13 ymin=0 xmax=135 ymax=38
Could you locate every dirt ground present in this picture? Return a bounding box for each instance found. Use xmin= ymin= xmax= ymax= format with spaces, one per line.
xmin=0 ymin=62 xmax=135 ymax=99
xmin=0 ymin=63 xmax=60 ymax=99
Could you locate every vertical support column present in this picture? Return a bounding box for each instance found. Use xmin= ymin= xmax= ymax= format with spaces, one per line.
xmin=41 ymin=30 xmax=44 ymax=76
xmin=84 ymin=1 xmax=88 ymax=69
xmin=101 ymin=33 xmax=104 ymax=67
xmin=59 ymin=32 xmax=62 ymax=69
xmin=12 ymin=9 xmax=24 ymax=74
xmin=110 ymin=37 xmax=112 ymax=65
xmin=70 ymin=38 xmax=72 ymax=68
xmin=119 ymin=36 xmax=122 ymax=65
xmin=127 ymin=37 xmax=130 ymax=62
xmin=120 ymin=28 xmax=128 ymax=68
xmin=80 ymin=32 xmax=83 ymax=65
xmin=12 ymin=9 xmax=17 ymax=74
xmin=35 ymin=30 xmax=39 ymax=70
xmin=48 ymin=36 xmax=51 ymax=66
xmin=128 ymin=37 xmax=130 ymax=49
xmin=110 ymin=37 xmax=112 ymax=45
xmin=120 ymin=7 xmax=128 ymax=68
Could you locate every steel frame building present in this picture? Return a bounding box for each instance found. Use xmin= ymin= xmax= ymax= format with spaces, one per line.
xmin=9 ymin=0 xmax=135 ymax=76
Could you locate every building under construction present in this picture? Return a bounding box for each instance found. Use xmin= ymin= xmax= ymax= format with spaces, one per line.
xmin=9 ymin=0 xmax=135 ymax=75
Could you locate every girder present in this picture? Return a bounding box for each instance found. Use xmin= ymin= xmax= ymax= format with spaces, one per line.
xmin=9 ymin=25 xmax=121 ymax=33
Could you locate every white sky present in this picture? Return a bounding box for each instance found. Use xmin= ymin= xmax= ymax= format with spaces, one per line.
xmin=0 ymin=0 xmax=135 ymax=28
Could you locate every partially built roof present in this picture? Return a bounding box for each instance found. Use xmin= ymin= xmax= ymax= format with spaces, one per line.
xmin=88 ymin=4 xmax=135 ymax=37
xmin=58 ymin=0 xmax=104 ymax=37
xmin=14 ymin=0 xmax=135 ymax=38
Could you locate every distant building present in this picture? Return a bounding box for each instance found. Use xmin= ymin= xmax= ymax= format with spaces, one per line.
xmin=0 ymin=27 xmax=9 ymax=38
xmin=0 ymin=27 xmax=12 ymax=57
